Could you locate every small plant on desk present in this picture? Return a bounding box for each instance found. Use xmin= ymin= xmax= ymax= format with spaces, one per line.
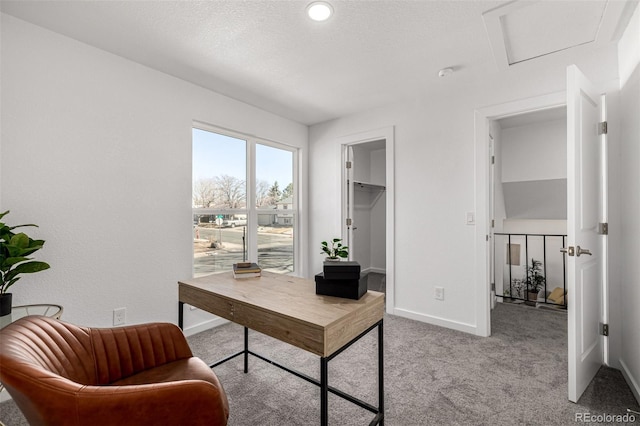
xmin=321 ymin=238 xmax=348 ymax=261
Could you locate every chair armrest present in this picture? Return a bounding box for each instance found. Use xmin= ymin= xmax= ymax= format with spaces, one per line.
xmin=90 ymin=322 xmax=194 ymax=384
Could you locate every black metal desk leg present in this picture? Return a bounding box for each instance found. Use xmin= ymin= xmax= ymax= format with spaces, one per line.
xmin=178 ymin=301 xmax=184 ymax=330
xmin=378 ymin=320 xmax=384 ymax=425
xmin=320 ymin=357 xmax=328 ymax=426
xmin=244 ymin=327 xmax=249 ymax=374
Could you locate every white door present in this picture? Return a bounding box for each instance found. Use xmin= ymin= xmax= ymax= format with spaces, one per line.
xmin=566 ymin=65 xmax=607 ymax=403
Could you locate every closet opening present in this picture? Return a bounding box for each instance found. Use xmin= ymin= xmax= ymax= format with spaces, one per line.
xmin=344 ymin=139 xmax=387 ymax=294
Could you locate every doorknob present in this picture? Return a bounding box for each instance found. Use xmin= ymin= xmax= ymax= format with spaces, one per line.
xmin=576 ymin=246 xmax=592 ymax=256
xmin=560 ymin=246 xmax=591 ymax=257
xmin=560 ymin=247 xmax=575 ymax=256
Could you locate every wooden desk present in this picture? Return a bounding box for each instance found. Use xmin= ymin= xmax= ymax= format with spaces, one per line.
xmin=178 ymin=271 xmax=385 ymax=425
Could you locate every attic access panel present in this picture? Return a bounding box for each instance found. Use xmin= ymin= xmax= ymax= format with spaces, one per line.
xmin=482 ymin=0 xmax=628 ymax=68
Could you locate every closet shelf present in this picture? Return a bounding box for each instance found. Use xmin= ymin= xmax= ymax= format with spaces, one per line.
xmin=354 ymin=181 xmax=386 ymax=192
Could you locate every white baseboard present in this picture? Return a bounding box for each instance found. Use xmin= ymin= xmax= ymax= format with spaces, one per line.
xmin=183 ymin=316 xmax=229 ymax=337
xmin=361 ymin=267 xmax=386 ymax=275
xmin=620 ymin=357 xmax=640 ymax=404
xmin=392 ymin=307 xmax=477 ymax=335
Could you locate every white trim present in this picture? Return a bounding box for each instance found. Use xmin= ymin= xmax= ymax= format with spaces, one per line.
xmin=182 ymin=316 xmax=229 ymax=337
xmin=393 ymin=308 xmax=477 ymax=335
xmin=474 ymin=92 xmax=566 ymax=337
xmin=335 ymin=127 xmax=395 ymax=315
xmin=362 ymin=267 xmax=386 ymax=275
xmin=620 ymin=357 xmax=640 ymax=404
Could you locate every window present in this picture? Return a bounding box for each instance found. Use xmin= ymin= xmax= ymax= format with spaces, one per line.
xmin=192 ymin=125 xmax=297 ymax=277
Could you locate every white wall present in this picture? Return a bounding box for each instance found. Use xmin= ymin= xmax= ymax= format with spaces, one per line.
xmin=616 ymin=3 xmax=640 ymax=403
xmin=0 ymin=14 xmax=308 ymax=333
xmin=501 ymin=119 xmax=566 ymax=182
xmin=309 ymin=41 xmax=620 ymax=334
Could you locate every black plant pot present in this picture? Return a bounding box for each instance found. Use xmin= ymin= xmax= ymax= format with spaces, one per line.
xmin=0 ymin=293 xmax=12 ymax=317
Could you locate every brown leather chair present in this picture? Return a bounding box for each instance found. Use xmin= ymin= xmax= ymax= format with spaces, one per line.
xmin=0 ymin=315 xmax=229 ymax=425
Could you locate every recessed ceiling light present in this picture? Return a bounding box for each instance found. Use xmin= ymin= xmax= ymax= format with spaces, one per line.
xmin=307 ymin=2 xmax=333 ymax=22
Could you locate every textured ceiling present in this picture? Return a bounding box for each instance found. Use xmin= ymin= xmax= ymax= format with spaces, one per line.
xmin=0 ymin=0 xmax=632 ymax=125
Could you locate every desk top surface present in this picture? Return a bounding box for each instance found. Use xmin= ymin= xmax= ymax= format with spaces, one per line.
xmin=179 ymin=271 xmax=384 ymax=330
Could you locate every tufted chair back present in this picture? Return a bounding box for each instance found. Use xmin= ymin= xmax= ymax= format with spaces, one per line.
xmin=0 ymin=315 xmax=229 ymax=426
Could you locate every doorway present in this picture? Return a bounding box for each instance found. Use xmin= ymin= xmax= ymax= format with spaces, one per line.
xmin=490 ymin=107 xmax=568 ymax=311
xmin=338 ymin=127 xmax=395 ymax=313
xmin=474 ymin=91 xmax=567 ymax=338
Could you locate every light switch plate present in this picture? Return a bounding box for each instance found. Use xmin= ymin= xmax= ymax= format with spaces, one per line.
xmin=466 ymin=211 xmax=475 ymax=225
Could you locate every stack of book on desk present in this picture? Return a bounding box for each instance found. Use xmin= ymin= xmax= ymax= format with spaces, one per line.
xmin=233 ymin=262 xmax=261 ymax=278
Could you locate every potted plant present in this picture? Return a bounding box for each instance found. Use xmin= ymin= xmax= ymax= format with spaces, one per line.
xmin=525 ymin=258 xmax=545 ymax=304
xmin=0 ymin=211 xmax=50 ymax=316
xmin=320 ymin=238 xmax=348 ymax=261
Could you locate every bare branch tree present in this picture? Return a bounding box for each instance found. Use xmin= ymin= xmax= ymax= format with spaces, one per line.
xmin=215 ymin=175 xmax=246 ymax=208
xmin=256 ymin=179 xmax=271 ymax=207
xmin=192 ymin=178 xmax=216 ymax=208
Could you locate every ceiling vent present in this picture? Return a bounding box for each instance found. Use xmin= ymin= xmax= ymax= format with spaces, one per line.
xmin=482 ymin=0 xmax=628 ymax=68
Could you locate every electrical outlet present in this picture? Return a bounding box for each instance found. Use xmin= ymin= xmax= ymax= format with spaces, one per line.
xmin=434 ymin=287 xmax=444 ymax=301
xmin=113 ymin=307 xmax=126 ymax=326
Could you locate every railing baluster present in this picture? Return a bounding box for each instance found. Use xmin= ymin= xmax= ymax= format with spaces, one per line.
xmin=494 ymin=232 xmax=567 ymax=307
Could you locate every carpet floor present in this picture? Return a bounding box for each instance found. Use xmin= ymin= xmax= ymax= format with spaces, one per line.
xmin=1 ymin=300 xmax=638 ymax=425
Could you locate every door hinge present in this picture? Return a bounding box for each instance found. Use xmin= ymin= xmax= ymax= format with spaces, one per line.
xmin=598 ymin=121 xmax=608 ymax=135
xmin=491 ymin=155 xmax=495 ymax=164
xmin=346 ymin=161 xmax=352 ymax=169
xmin=491 ymin=219 xmax=495 ymax=228
xmin=346 ymin=218 xmax=352 ymax=226
xmin=601 ymin=323 xmax=609 ymax=337
xmin=598 ymin=222 xmax=608 ymax=235
xmin=486 ymin=234 xmax=489 ymax=241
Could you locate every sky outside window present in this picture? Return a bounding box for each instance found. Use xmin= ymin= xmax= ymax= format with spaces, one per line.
xmin=192 ymin=129 xmax=292 ymax=193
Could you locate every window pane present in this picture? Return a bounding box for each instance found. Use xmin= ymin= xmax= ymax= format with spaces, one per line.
xmin=258 ymin=214 xmax=294 ymax=274
xmin=256 ymin=144 xmax=293 ymax=208
xmin=193 ymin=214 xmax=248 ymax=277
xmin=192 ymin=129 xmax=246 ymax=209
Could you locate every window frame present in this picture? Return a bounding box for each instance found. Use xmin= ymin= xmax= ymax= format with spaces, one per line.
xmin=192 ymin=122 xmax=299 ymax=275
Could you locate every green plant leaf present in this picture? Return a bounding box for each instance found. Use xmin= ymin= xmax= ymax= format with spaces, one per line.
xmin=2 ymin=256 xmax=31 ymax=267
xmin=10 ymin=233 xmax=30 ymax=249
xmin=6 ymin=261 xmax=50 ymax=278
xmin=2 ymin=276 xmax=21 ymax=293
